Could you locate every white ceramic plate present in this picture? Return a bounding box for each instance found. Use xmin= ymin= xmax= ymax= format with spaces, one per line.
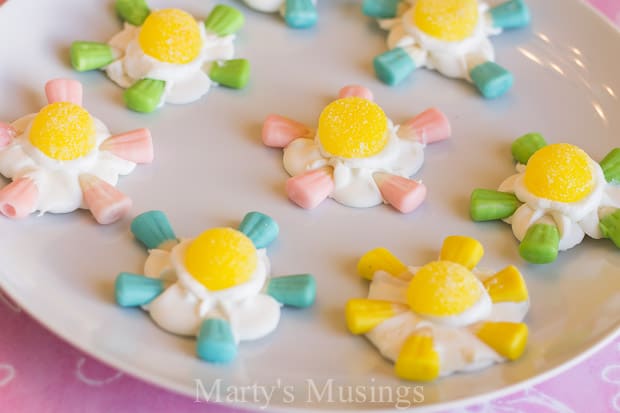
xmin=1 ymin=0 xmax=620 ymax=411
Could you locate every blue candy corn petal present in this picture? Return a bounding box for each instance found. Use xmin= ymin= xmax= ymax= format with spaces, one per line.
xmin=115 ymin=0 xmax=151 ymax=26
xmin=131 ymin=210 xmax=177 ymax=250
xmin=196 ymin=319 xmax=237 ymax=363
xmin=115 ymin=272 xmax=164 ymax=307
xmin=362 ymin=0 xmax=400 ymax=18
xmin=267 ymin=274 xmax=316 ymax=308
xmin=239 ymin=211 xmax=279 ymax=249
xmin=284 ymin=0 xmax=318 ymax=29
xmin=490 ymin=0 xmax=531 ymax=30
xmin=469 ymin=62 xmax=514 ymax=99
xmin=373 ymin=48 xmax=416 ymax=86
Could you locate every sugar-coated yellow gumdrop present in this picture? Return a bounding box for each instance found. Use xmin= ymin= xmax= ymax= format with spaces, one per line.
xmin=184 ymin=228 xmax=258 ymax=291
xmin=138 ymin=9 xmax=202 ymax=64
xmin=318 ymin=97 xmax=388 ymax=159
xmin=524 ymin=143 xmax=594 ymax=203
xmin=413 ymin=0 xmax=479 ymax=41
xmin=29 ymin=102 xmax=96 ymax=161
xmin=407 ymin=261 xmax=481 ymax=316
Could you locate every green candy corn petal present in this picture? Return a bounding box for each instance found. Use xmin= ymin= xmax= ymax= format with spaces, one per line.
xmin=599 ymin=148 xmax=620 ymax=184
xmin=123 ymin=78 xmax=166 ymax=113
xmin=209 ymin=59 xmax=250 ymax=89
xmin=519 ymin=223 xmax=560 ymax=264
xmin=600 ymin=209 xmax=620 ymax=248
xmin=470 ymin=189 xmax=522 ymax=221
xmin=511 ymin=133 xmax=547 ymax=164
xmin=204 ymin=5 xmax=245 ymax=36
xmin=70 ymin=42 xmax=114 ymax=72
xmin=115 ymin=0 xmax=150 ymax=25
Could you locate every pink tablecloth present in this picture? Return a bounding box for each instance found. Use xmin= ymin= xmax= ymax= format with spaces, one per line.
xmin=2 ymin=1 xmax=620 ymax=412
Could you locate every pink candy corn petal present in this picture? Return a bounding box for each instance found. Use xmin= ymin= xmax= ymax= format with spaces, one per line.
xmin=375 ymin=173 xmax=427 ymax=214
xmin=45 ymin=78 xmax=83 ymax=106
xmin=0 ymin=122 xmax=16 ymax=148
xmin=338 ymin=85 xmax=374 ymax=101
xmin=101 ymin=128 xmax=154 ymax=164
xmin=0 ymin=177 xmax=39 ymax=219
xmin=399 ymin=108 xmax=451 ymax=144
xmin=79 ymin=174 xmax=132 ymax=225
xmin=286 ymin=168 xmax=334 ymax=209
xmin=262 ymin=114 xmax=312 ymax=148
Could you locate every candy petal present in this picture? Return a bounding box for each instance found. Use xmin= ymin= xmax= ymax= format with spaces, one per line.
xmin=490 ymin=0 xmax=531 ymax=30
xmin=599 ymin=148 xmax=620 ymax=184
xmin=284 ymin=0 xmax=318 ymax=29
xmin=79 ymin=174 xmax=132 ymax=224
xmin=399 ymin=108 xmax=451 ymax=144
xmin=208 ymin=59 xmax=250 ymax=89
xmin=70 ymin=41 xmax=115 ymax=72
xmin=0 ymin=177 xmax=38 ymax=219
xmin=239 ymin=211 xmax=279 ymax=249
xmin=373 ymin=48 xmax=416 ymax=86
xmin=101 ymin=128 xmax=154 ymax=164
xmin=267 ymin=274 xmax=316 ymax=308
xmin=0 ymin=122 xmax=16 ymax=148
xmin=439 ymin=235 xmax=484 ymax=270
xmin=362 ymin=0 xmax=400 ymax=18
xmin=475 ymin=321 xmax=528 ymax=360
xmin=45 ymin=79 xmax=83 ymax=106
xmin=600 ymin=209 xmax=620 ymax=248
xmin=204 ymin=4 xmax=244 ymax=36
xmin=395 ymin=331 xmax=440 ymax=382
xmin=357 ymin=247 xmax=407 ymax=280
xmin=123 ymin=78 xmax=166 ymax=113
xmin=346 ymin=298 xmax=406 ymax=335
xmin=519 ymin=223 xmax=560 ymax=264
xmin=338 ymin=85 xmax=374 ymax=101
xmin=131 ymin=210 xmax=177 ymax=250
xmin=286 ymin=167 xmax=334 ymax=209
xmin=196 ymin=319 xmax=237 ymax=363
xmin=483 ymin=265 xmax=529 ymax=303
xmin=511 ymin=133 xmax=547 ymax=164
xmin=470 ymin=61 xmax=514 ymax=99
xmin=115 ymin=272 xmax=164 ymax=307
xmin=262 ymin=114 xmax=312 ymax=148
xmin=374 ymin=173 xmax=426 ymax=213
xmin=470 ymin=188 xmax=521 ymax=221
xmin=115 ymin=0 xmax=151 ymax=26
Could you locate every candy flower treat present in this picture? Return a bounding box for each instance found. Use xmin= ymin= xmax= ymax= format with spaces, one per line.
xmin=346 ymin=236 xmax=529 ymax=382
xmin=470 ymin=134 xmax=620 ymax=263
xmin=262 ymin=85 xmax=451 ymax=213
xmin=242 ymin=0 xmax=318 ymax=29
xmin=115 ymin=210 xmax=316 ymax=363
xmin=362 ymin=0 xmax=531 ymax=98
xmin=70 ymin=0 xmax=250 ymax=113
xmin=0 ymin=79 xmax=153 ymax=224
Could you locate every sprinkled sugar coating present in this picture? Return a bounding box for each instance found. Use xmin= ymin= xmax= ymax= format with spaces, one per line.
xmin=413 ymin=0 xmax=479 ymax=41
xmin=138 ymin=9 xmax=202 ymax=64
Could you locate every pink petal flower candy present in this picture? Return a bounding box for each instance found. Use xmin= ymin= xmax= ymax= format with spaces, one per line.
xmin=45 ymin=78 xmax=83 ymax=106
xmin=399 ymin=108 xmax=451 ymax=144
xmin=0 ymin=177 xmax=39 ymax=219
xmin=286 ymin=167 xmax=334 ymax=209
xmin=79 ymin=174 xmax=132 ymax=224
xmin=374 ymin=173 xmax=427 ymax=213
xmin=101 ymin=128 xmax=154 ymax=164
xmin=0 ymin=122 xmax=16 ymax=148
xmin=338 ymin=85 xmax=374 ymax=101
xmin=262 ymin=114 xmax=312 ymax=148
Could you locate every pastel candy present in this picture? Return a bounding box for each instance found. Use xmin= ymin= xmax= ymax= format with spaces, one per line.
xmin=470 ymin=61 xmax=514 ymax=99
xmin=399 ymin=108 xmax=451 ymax=144
xmin=439 ymin=235 xmax=484 ymax=270
xmin=476 ymin=321 xmax=528 ymax=360
xmin=374 ymin=173 xmax=426 ymax=213
xmin=346 ymin=298 xmax=405 ymax=334
xmin=286 ymin=167 xmax=334 ymax=209
xmin=131 ymin=210 xmax=177 ymax=250
xmin=0 ymin=177 xmax=38 ymax=219
xmin=208 ymin=59 xmax=250 ymax=89
xmin=70 ymin=42 xmax=115 ymax=72
xmin=511 ymin=133 xmax=547 ymax=164
xmin=395 ymin=332 xmax=440 ymax=382
xmin=101 ymin=128 xmax=154 ymax=163
xmin=490 ymin=0 xmax=531 ymax=30
xmin=123 ymin=78 xmax=166 ymax=113
xmin=196 ymin=319 xmax=237 ymax=363
xmin=374 ymin=48 xmax=416 ymax=86
xmin=204 ymin=5 xmax=245 ymax=36
xmin=600 ymin=209 xmax=620 ymax=248
xmin=239 ymin=211 xmax=279 ymax=249
xmin=0 ymin=122 xmax=16 ymax=148
xmin=599 ymin=148 xmax=620 ymax=184
xmin=267 ymin=274 xmax=316 ymax=308
xmin=45 ymin=79 xmax=83 ymax=106
xmin=357 ymin=247 xmax=407 ymax=280
xmin=338 ymin=85 xmax=374 ymax=101
xmin=79 ymin=174 xmax=132 ymax=225
xmin=519 ymin=223 xmax=560 ymax=264
xmin=115 ymin=0 xmax=151 ymax=25
xmin=470 ymin=188 xmax=521 ymax=221
xmin=115 ymin=272 xmax=164 ymax=307
xmin=362 ymin=0 xmax=400 ymax=18
xmin=284 ymin=0 xmax=318 ymax=29
xmin=262 ymin=114 xmax=312 ymax=148
xmin=483 ymin=265 xmax=529 ymax=303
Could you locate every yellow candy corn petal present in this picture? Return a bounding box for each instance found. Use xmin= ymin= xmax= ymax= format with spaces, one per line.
xmin=345 ymin=298 xmax=405 ymax=334
xmin=476 ymin=321 xmax=528 ymax=360
xmin=439 ymin=235 xmax=484 ymax=270
xmin=395 ymin=331 xmax=440 ymax=382
xmin=483 ymin=265 xmax=529 ymax=303
xmin=357 ymin=247 xmax=407 ymax=280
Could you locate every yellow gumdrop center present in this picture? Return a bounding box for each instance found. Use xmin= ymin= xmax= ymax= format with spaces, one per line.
xmin=318 ymin=97 xmax=389 ymax=159
xmin=138 ymin=8 xmax=202 ymax=64
xmin=29 ymin=102 xmax=96 ymax=161
xmin=413 ymin=0 xmax=479 ymax=41
xmin=524 ymin=143 xmax=594 ymax=203
xmin=184 ymin=228 xmax=258 ymax=291
xmin=407 ymin=261 xmax=482 ymax=317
